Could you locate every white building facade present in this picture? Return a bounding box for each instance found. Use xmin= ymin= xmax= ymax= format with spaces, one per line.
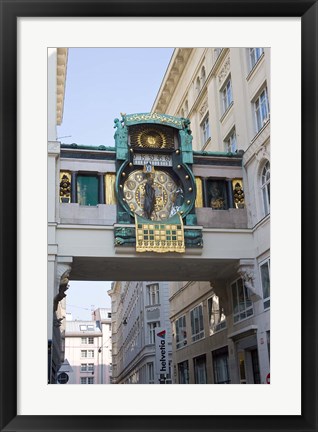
xmin=64 ymin=308 xmax=112 ymax=384
xmin=109 ymin=281 xmax=173 ymax=384
xmin=152 ymin=48 xmax=270 ymax=384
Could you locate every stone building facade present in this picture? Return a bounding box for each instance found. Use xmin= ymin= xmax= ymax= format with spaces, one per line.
xmin=152 ymin=48 xmax=270 ymax=384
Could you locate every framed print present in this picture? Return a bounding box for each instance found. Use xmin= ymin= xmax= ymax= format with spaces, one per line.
xmin=0 ymin=1 xmax=317 ymax=431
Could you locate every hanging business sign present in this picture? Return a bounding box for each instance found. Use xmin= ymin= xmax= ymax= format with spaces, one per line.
xmin=155 ymin=328 xmax=168 ymax=382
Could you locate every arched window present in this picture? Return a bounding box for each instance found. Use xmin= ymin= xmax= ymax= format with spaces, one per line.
xmin=261 ymin=161 xmax=270 ymax=215
xmin=201 ymin=66 xmax=206 ymax=83
xmin=184 ymin=100 xmax=189 ymax=117
xmin=195 ymin=77 xmax=201 ymax=96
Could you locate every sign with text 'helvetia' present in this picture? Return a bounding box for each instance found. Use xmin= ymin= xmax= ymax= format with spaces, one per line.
xmin=155 ymin=328 xmax=168 ymax=382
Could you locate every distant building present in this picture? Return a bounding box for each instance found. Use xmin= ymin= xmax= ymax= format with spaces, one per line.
xmin=109 ymin=281 xmax=173 ymax=384
xmin=64 ymin=308 xmax=112 ymax=384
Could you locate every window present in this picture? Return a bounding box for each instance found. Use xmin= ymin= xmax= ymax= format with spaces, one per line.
xmin=232 ymin=278 xmax=253 ymax=323
xmin=175 ymin=315 xmax=187 ymax=349
xmin=195 ymin=76 xmax=201 ymax=96
xmin=261 ymin=161 xmax=270 ymax=216
xmin=194 ymin=355 xmax=207 ymax=384
xmin=77 ymin=175 xmax=99 ymax=206
xmin=178 ymin=360 xmax=189 ymax=384
xmin=212 ymin=347 xmax=231 ymax=384
xmin=81 ymin=337 xmax=94 ymax=344
xmin=249 ymin=48 xmax=264 ymax=69
xmin=81 ymin=363 xmax=87 ymax=372
xmin=81 ymin=350 xmax=94 ymax=358
xmin=147 ymin=283 xmax=160 ymax=306
xmin=201 ymin=115 xmax=210 ymax=145
xmin=88 ymin=363 xmax=94 ymax=372
xmin=221 ymin=78 xmax=233 ymax=113
xmin=107 ymin=312 xmax=111 ymax=318
xmin=147 ymin=362 xmax=154 ymax=384
xmin=80 ymin=325 xmax=87 ymax=331
xmin=80 ymin=377 xmax=94 ymax=384
xmin=208 ymin=295 xmax=226 ymax=334
xmin=254 ymin=87 xmax=270 ymax=132
xmin=190 ymin=304 xmax=204 ymax=342
xmin=149 ymin=321 xmax=160 ymax=344
xmin=184 ymin=100 xmax=189 ymax=117
xmin=201 ymin=66 xmax=206 ymax=83
xmin=87 ymin=325 xmax=94 ymax=331
xmin=260 ymin=259 xmax=270 ymax=309
xmin=225 ymin=129 xmax=237 ymax=153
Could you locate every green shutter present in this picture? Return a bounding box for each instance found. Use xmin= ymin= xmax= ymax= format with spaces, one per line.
xmin=77 ymin=175 xmax=98 ymax=206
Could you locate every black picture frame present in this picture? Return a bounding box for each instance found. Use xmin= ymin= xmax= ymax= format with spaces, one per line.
xmin=0 ymin=1 xmax=317 ymax=431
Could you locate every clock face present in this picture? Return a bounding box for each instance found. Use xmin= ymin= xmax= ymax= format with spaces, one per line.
xmin=129 ymin=124 xmax=175 ymax=150
xmin=123 ymin=169 xmax=182 ymax=221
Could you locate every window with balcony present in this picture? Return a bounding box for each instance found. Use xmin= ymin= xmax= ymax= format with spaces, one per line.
xmin=221 ymin=78 xmax=233 ymax=114
xmin=190 ymin=304 xmax=204 ymax=342
xmin=231 ymin=278 xmax=253 ymax=323
xmin=254 ymin=87 xmax=270 ymax=132
xmin=260 ymin=258 xmax=270 ymax=309
xmin=175 ymin=315 xmax=187 ymax=349
xmin=261 ymin=161 xmax=270 ymax=216
xmin=225 ymin=129 xmax=237 ymax=153
xmin=201 ymin=114 xmax=210 ymax=146
xmin=249 ymin=48 xmax=264 ymax=70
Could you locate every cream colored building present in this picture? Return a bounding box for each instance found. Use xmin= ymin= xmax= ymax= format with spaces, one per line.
xmin=152 ymin=48 xmax=270 ymax=384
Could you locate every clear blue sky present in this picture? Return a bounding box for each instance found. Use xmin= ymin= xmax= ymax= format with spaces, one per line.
xmin=57 ymin=47 xmax=174 ymax=147
xmin=60 ymin=48 xmax=173 ymax=319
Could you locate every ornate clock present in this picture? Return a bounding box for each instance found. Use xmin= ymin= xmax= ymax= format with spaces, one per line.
xmin=114 ymin=112 xmax=202 ymax=252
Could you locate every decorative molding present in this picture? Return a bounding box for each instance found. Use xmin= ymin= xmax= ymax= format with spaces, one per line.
xmin=54 ymin=263 xmax=72 ymax=311
xmin=218 ymin=56 xmax=231 ymax=86
xmin=237 ymin=260 xmax=261 ymax=302
xmin=199 ymin=98 xmax=208 ymax=119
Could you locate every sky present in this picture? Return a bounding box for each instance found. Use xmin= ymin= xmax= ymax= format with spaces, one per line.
xmin=59 ymin=48 xmax=174 ymax=320
xmin=57 ymin=47 xmax=174 ymax=147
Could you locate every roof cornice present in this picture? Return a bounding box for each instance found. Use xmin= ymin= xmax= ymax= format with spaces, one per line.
xmin=151 ymin=48 xmax=193 ymax=113
xmin=56 ymin=48 xmax=68 ymax=125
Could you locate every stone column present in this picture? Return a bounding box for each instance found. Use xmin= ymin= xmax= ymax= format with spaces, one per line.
xmin=98 ymin=173 xmax=105 ymax=204
xmin=226 ymin=179 xmax=234 ymax=208
xmin=71 ymin=172 xmax=77 ymax=203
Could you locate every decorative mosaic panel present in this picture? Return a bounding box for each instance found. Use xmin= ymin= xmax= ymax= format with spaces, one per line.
xmin=135 ymin=213 xmax=185 ymax=253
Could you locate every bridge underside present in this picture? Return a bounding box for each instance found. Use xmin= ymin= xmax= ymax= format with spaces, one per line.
xmin=55 ymin=225 xmax=255 ymax=281
xmin=69 ymin=256 xmax=238 ymax=281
